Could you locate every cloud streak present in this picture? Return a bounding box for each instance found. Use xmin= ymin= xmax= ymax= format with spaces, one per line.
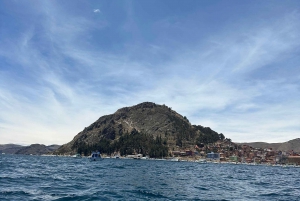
xmin=93 ymin=9 xmax=100 ymax=13
xmin=0 ymin=1 xmax=299 ymax=145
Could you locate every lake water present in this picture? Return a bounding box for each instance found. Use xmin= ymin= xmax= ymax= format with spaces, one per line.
xmin=1 ymin=154 xmax=300 ymax=200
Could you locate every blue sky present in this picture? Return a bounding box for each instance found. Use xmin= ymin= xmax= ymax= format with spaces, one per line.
xmin=0 ymin=1 xmax=299 ymax=145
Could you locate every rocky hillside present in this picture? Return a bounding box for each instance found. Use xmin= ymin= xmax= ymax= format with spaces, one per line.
xmin=47 ymin=145 xmax=61 ymax=152
xmin=277 ymin=138 xmax=300 ymax=152
xmin=236 ymin=142 xmax=281 ymax=150
xmin=15 ymin=144 xmax=60 ymax=155
xmin=55 ymin=102 xmax=224 ymax=156
xmin=237 ymin=138 xmax=300 ymax=152
xmin=0 ymin=144 xmax=24 ymax=154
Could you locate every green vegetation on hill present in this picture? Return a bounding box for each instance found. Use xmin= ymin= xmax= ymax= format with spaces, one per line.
xmin=72 ymin=129 xmax=168 ymax=157
xmin=194 ymin=125 xmax=225 ymax=145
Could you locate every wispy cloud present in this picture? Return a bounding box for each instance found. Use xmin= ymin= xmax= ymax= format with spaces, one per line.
xmin=93 ymin=9 xmax=101 ymax=13
xmin=0 ymin=2 xmax=299 ymax=144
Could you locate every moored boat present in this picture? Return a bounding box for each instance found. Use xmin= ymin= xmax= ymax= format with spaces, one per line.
xmin=197 ymin=159 xmax=207 ymax=163
xmin=113 ymin=155 xmax=120 ymax=159
xmin=72 ymin=153 xmax=82 ymax=158
xmin=168 ymin=157 xmax=179 ymax=162
xmin=89 ymin=151 xmax=103 ymax=161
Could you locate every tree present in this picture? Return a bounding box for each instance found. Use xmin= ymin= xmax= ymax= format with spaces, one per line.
xmin=183 ymin=116 xmax=189 ymax=122
xmin=225 ymin=138 xmax=232 ymax=143
xmin=219 ymin=133 xmax=225 ymax=140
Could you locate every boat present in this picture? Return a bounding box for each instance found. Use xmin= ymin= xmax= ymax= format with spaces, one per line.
xmin=89 ymin=151 xmax=103 ymax=161
xmin=72 ymin=153 xmax=82 ymax=158
xmin=168 ymin=157 xmax=179 ymax=162
xmin=126 ymin=154 xmax=143 ymax=159
xmin=197 ymin=159 xmax=207 ymax=163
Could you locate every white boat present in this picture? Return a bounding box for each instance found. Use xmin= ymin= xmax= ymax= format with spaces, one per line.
xmin=72 ymin=153 xmax=82 ymax=158
xmin=168 ymin=157 xmax=179 ymax=162
xmin=89 ymin=151 xmax=103 ymax=161
xmin=197 ymin=159 xmax=207 ymax=163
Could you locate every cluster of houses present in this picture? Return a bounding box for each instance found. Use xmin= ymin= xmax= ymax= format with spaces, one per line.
xmin=172 ymin=141 xmax=300 ymax=165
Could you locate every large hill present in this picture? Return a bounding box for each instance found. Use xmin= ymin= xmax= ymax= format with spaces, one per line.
xmin=15 ymin=144 xmax=61 ymax=155
xmin=55 ymin=102 xmax=224 ymax=156
xmin=0 ymin=144 xmax=24 ymax=154
xmin=237 ymin=138 xmax=300 ymax=152
xmin=277 ymin=138 xmax=300 ymax=152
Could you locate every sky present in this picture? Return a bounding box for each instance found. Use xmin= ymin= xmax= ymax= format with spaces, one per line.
xmin=0 ymin=1 xmax=299 ymax=145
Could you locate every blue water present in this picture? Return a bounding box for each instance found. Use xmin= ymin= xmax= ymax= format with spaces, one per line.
xmin=1 ymin=155 xmax=300 ymax=201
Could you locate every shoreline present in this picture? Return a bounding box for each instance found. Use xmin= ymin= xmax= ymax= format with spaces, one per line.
xmin=3 ymin=154 xmax=299 ymax=168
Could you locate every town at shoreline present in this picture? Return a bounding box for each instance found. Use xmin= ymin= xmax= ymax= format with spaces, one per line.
xmin=23 ymin=138 xmax=299 ymax=168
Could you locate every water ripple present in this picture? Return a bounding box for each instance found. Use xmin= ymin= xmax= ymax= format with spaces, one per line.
xmin=1 ymin=155 xmax=300 ymax=200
